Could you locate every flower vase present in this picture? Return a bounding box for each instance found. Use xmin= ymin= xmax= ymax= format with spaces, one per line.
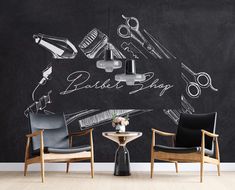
xmin=116 ymin=125 xmax=125 ymax=133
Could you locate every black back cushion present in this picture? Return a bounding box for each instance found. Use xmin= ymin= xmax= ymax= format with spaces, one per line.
xmin=29 ymin=113 xmax=69 ymax=150
xmin=175 ymin=112 xmax=217 ymax=150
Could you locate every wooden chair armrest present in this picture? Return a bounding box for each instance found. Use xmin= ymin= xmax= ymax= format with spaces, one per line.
xmin=25 ymin=130 xmax=44 ymax=159
xmin=201 ymin=129 xmax=219 ymax=138
xmin=201 ymin=129 xmax=219 ymax=157
xmin=26 ymin=130 xmax=44 ymax=138
xmin=69 ymin=129 xmax=93 ymax=137
xmin=152 ymin=128 xmax=176 ymax=137
xmin=68 ymin=129 xmax=93 ymax=148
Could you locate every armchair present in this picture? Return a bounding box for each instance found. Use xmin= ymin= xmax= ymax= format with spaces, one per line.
xmin=24 ymin=113 xmax=94 ymax=183
xmin=150 ymin=112 xmax=220 ymax=182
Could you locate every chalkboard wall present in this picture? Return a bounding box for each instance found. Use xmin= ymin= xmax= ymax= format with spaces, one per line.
xmin=0 ymin=0 xmax=235 ymax=162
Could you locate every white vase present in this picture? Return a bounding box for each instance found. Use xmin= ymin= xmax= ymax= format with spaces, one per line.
xmin=118 ymin=125 xmax=126 ymax=133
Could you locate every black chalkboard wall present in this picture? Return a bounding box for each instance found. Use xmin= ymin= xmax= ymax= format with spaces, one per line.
xmin=0 ymin=0 xmax=235 ymax=162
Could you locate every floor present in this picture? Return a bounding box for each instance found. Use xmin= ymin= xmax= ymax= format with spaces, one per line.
xmin=0 ymin=171 xmax=234 ymax=190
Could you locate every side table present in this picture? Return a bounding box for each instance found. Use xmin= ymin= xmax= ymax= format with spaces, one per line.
xmin=102 ymin=131 xmax=142 ymax=176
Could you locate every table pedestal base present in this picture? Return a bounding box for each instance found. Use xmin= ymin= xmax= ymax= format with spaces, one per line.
xmin=114 ymin=146 xmax=130 ymax=176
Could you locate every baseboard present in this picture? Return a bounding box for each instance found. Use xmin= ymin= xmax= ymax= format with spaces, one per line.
xmin=0 ymin=163 xmax=235 ymax=172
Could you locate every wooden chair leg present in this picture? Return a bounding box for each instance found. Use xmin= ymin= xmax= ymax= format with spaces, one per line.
xmin=40 ymin=158 xmax=45 ymax=183
xmin=150 ymin=152 xmax=154 ymax=178
xmin=200 ymin=158 xmax=204 ymax=183
xmin=217 ymin=163 xmax=220 ymax=176
xmin=215 ymin=138 xmax=220 ymax=176
xmin=150 ymin=130 xmax=155 ymax=178
xmin=66 ymin=162 xmax=70 ymax=173
xmin=67 ymin=135 xmax=72 ymax=174
xmin=24 ymin=137 xmax=30 ymax=177
xmin=200 ymin=132 xmax=205 ymax=183
xmin=174 ymin=162 xmax=178 ymax=173
xmin=90 ymin=129 xmax=94 ymax=178
xmin=24 ymin=163 xmax=28 ymax=176
xmin=90 ymin=157 xmax=94 ymax=178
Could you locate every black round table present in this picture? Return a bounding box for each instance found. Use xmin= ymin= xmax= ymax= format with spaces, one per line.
xmin=102 ymin=131 xmax=142 ymax=176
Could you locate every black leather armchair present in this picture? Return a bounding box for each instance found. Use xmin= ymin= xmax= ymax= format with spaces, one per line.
xmin=150 ymin=112 xmax=220 ymax=182
xmin=24 ymin=113 xmax=94 ymax=182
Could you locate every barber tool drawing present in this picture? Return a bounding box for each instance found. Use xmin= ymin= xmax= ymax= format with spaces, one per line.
xmin=181 ymin=95 xmax=195 ymax=114
xmin=143 ymin=29 xmax=177 ymax=59
xmin=43 ymin=109 xmax=151 ymax=129
xmin=117 ymin=15 xmax=162 ymax=59
xmin=121 ymin=42 xmax=147 ymax=59
xmin=32 ymin=64 xmax=52 ymax=101
xmin=163 ymin=95 xmax=195 ymax=125
xmin=95 ymin=43 xmax=126 ymax=61
xmin=181 ymin=63 xmax=218 ymax=98
xmin=24 ymin=90 xmax=52 ymax=117
xmin=65 ymin=109 xmax=99 ymax=125
xmin=78 ymin=109 xmax=152 ymax=130
xmin=39 ymin=64 xmax=52 ymax=85
xmin=163 ymin=109 xmax=179 ymax=125
xmin=103 ymin=43 xmax=126 ymax=59
xmin=79 ymin=28 xmax=107 ymax=59
xmin=79 ymin=28 xmax=125 ymax=59
xmin=33 ymin=33 xmax=77 ymax=59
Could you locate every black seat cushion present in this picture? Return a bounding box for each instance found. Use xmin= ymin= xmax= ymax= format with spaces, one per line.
xmin=33 ymin=145 xmax=91 ymax=155
xmin=154 ymin=145 xmax=214 ymax=156
xmin=48 ymin=145 xmax=91 ymax=154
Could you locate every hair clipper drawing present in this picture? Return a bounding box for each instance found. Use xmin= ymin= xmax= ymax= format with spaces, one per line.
xmin=79 ymin=28 xmax=108 ymax=59
xmin=79 ymin=28 xmax=125 ymax=59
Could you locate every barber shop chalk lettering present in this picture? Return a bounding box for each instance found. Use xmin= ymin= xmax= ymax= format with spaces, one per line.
xmin=60 ymin=71 xmax=173 ymax=96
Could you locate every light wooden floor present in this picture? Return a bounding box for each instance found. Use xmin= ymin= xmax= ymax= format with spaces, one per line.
xmin=0 ymin=171 xmax=234 ymax=190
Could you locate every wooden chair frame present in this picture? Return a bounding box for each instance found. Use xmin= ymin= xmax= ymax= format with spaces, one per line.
xmin=24 ymin=129 xmax=94 ymax=183
xmin=150 ymin=128 xmax=220 ymax=182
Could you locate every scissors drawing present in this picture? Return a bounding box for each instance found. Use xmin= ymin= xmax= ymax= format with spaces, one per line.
xmin=143 ymin=29 xmax=177 ymax=59
xmin=181 ymin=63 xmax=218 ymax=98
xmin=117 ymin=15 xmax=162 ymax=59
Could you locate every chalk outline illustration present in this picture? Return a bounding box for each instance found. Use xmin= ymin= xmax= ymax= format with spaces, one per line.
xmin=143 ymin=29 xmax=177 ymax=59
xmin=32 ymin=64 xmax=52 ymax=101
xmin=163 ymin=95 xmax=195 ymax=125
xmin=121 ymin=42 xmax=147 ymax=59
xmin=33 ymin=33 xmax=78 ymax=59
xmin=79 ymin=28 xmax=125 ymax=59
xmin=24 ymin=90 xmax=52 ymax=117
xmin=26 ymin=13 xmax=220 ymax=130
xmin=77 ymin=109 xmax=152 ymax=130
xmin=117 ymin=15 xmax=162 ymax=59
xmin=59 ymin=70 xmax=173 ymax=96
xmin=181 ymin=62 xmax=218 ymax=98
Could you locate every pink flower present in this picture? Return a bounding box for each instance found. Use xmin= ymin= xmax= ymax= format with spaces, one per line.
xmin=112 ymin=116 xmax=129 ymax=127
